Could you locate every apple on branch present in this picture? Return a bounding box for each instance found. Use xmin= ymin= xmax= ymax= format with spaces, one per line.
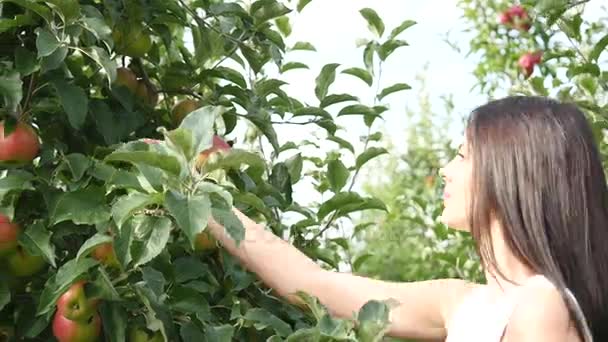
xmin=0 ymin=214 xmax=20 ymax=257
xmin=0 ymin=121 xmax=40 ymax=164
xmin=518 ymin=51 xmax=543 ymax=78
xmin=52 ymin=281 xmax=102 ymax=342
xmin=195 ymin=135 xmax=232 ymax=169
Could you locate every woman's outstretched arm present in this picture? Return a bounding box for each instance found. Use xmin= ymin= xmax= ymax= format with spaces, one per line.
xmin=206 ymin=208 xmax=474 ymax=340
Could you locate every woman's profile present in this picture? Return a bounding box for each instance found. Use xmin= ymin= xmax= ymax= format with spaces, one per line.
xmin=205 ymin=96 xmax=608 ymax=341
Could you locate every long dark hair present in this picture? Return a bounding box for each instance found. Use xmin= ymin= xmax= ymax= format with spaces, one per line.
xmin=465 ymin=96 xmax=608 ymax=340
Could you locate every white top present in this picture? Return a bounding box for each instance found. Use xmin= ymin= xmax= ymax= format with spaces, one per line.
xmin=445 ymin=274 xmax=555 ymax=342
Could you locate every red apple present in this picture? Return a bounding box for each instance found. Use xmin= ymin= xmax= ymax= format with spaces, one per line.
xmin=195 ymin=135 xmax=232 ymax=169
xmin=52 ymin=311 xmax=101 ymax=342
xmin=498 ymin=5 xmax=531 ymax=31
xmin=91 ymin=243 xmax=120 ymax=268
xmin=0 ymin=121 xmax=40 ymax=163
xmin=518 ymin=51 xmax=543 ymax=77
xmin=194 ymin=231 xmax=217 ymax=252
xmin=0 ymin=214 xmax=20 ymax=257
xmin=53 ymin=281 xmax=102 ymax=342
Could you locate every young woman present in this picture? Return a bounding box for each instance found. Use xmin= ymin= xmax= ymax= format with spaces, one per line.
xmin=206 ymin=96 xmax=608 ymax=341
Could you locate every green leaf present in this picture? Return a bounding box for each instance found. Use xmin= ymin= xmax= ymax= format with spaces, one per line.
xmin=35 ymin=27 xmax=61 ymax=57
xmin=378 ymin=40 xmax=408 ymax=61
xmin=115 ymin=215 xmax=135 ymax=268
xmin=244 ymin=308 xmax=293 ymax=337
xmin=270 ymin=162 xmax=293 ymax=204
xmin=256 ymin=78 xmax=288 ymax=97
xmin=0 ymin=70 xmax=23 ymax=113
xmin=18 ymin=221 xmax=56 ymax=267
xmin=292 ymin=107 xmax=332 ymax=120
xmin=15 ymin=47 xmax=38 ymax=76
xmin=37 ymin=258 xmax=99 ymax=315
xmin=40 ymin=45 xmax=68 ymax=72
xmin=389 ymin=19 xmax=416 ymax=39
xmin=210 ymin=66 xmax=247 ymax=88
xmin=51 ymin=186 xmax=111 ymax=225
xmin=285 ymin=153 xmax=303 ymax=184
xmin=75 ymin=233 xmax=112 ymax=261
xmin=338 ymin=104 xmax=377 ymax=116
xmin=247 ymin=113 xmax=280 ymax=153
xmin=90 ymin=268 xmax=120 ymax=301
xmin=327 ymin=135 xmax=355 ymax=154
xmin=174 ymin=257 xmax=210 ymax=284
xmin=317 ymin=314 xmax=354 ymax=338
xmin=80 ymin=46 xmax=116 ymax=86
xmin=105 ymin=150 xmax=181 ymax=176
xmin=5 ymin=0 xmax=52 ymax=22
xmin=356 ymin=300 xmax=394 ymax=341
xmin=352 ymin=253 xmax=373 ymax=271
xmin=136 ymin=285 xmax=176 ymax=340
xmin=133 ymin=216 xmax=172 ymax=267
xmin=320 ymin=94 xmax=359 ymax=108
xmin=363 ymin=42 xmax=376 ymax=73
xmin=166 ymin=191 xmax=211 ymax=248
xmin=162 ymin=127 xmax=194 ymax=162
xmin=82 ymin=16 xmax=112 ymax=41
xmin=207 ymin=149 xmax=267 ymax=171
xmin=208 ymin=3 xmax=249 ymax=18
xmin=141 ymin=267 xmax=166 ymax=299
xmin=327 ymin=160 xmax=350 ymax=193
xmin=297 ymin=0 xmax=313 ymax=12
xmin=0 ymin=276 xmax=9 ymax=311
xmin=197 ymin=182 xmax=233 ymax=206
xmin=99 ymin=302 xmax=128 ymax=342
xmin=590 ymin=34 xmax=608 ymax=61
xmin=53 ymin=80 xmax=89 ymax=130
xmin=170 ymin=286 xmax=210 ymax=316
xmin=317 ymin=192 xmax=387 ymax=221
xmin=341 ymin=67 xmax=373 ymax=86
xmin=251 ymin=0 xmax=291 ymax=24
xmin=178 ymin=105 xmax=222 ymax=155
xmin=58 ymin=153 xmax=92 ymax=182
xmin=378 ymin=83 xmax=411 ymax=100
xmin=360 ymin=8 xmax=385 ymax=37
xmin=46 ymin=0 xmax=81 ymax=23
xmin=566 ymin=63 xmax=601 ymax=78
xmin=286 ymin=328 xmax=321 ymax=341
xmin=276 ymin=16 xmax=291 ymax=36
xmin=112 ymin=192 xmax=159 ymax=228
xmin=292 ymin=41 xmax=316 ymax=51
xmin=356 ymin=147 xmax=388 ymax=170
xmin=180 ymin=321 xmax=206 ymax=341
xmin=205 ymin=325 xmax=235 ymax=341
xmin=280 ymin=62 xmax=309 ymax=73
xmin=315 ymin=63 xmax=340 ymax=101
xmin=211 ymin=201 xmax=245 ymax=246
xmin=0 ymin=170 xmax=34 ymax=200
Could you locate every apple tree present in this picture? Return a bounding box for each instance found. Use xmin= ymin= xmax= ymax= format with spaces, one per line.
xmin=455 ymin=0 xmax=608 ymax=158
xmin=0 ymin=0 xmax=417 ymax=341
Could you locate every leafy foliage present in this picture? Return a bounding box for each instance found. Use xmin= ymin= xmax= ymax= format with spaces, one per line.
xmin=0 ymin=0 xmax=417 ymax=340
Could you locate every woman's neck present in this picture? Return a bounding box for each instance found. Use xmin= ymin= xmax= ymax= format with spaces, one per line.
xmin=484 ymin=220 xmax=536 ymax=291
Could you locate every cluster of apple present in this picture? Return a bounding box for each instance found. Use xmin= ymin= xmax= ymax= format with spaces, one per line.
xmin=497 ymin=4 xmax=543 ymax=78
xmin=114 ymin=67 xmax=158 ymax=108
xmin=0 ymin=214 xmax=46 ymax=278
xmin=52 ymin=281 xmax=164 ymax=342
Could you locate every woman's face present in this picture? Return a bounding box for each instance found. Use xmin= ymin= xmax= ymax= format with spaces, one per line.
xmin=439 ymin=137 xmax=473 ymax=231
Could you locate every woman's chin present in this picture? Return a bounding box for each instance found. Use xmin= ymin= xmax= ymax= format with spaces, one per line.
xmin=438 ymin=210 xmax=469 ymax=231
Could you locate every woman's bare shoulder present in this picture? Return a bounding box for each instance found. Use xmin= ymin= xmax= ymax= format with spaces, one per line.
xmin=503 ymin=277 xmax=581 ymax=342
